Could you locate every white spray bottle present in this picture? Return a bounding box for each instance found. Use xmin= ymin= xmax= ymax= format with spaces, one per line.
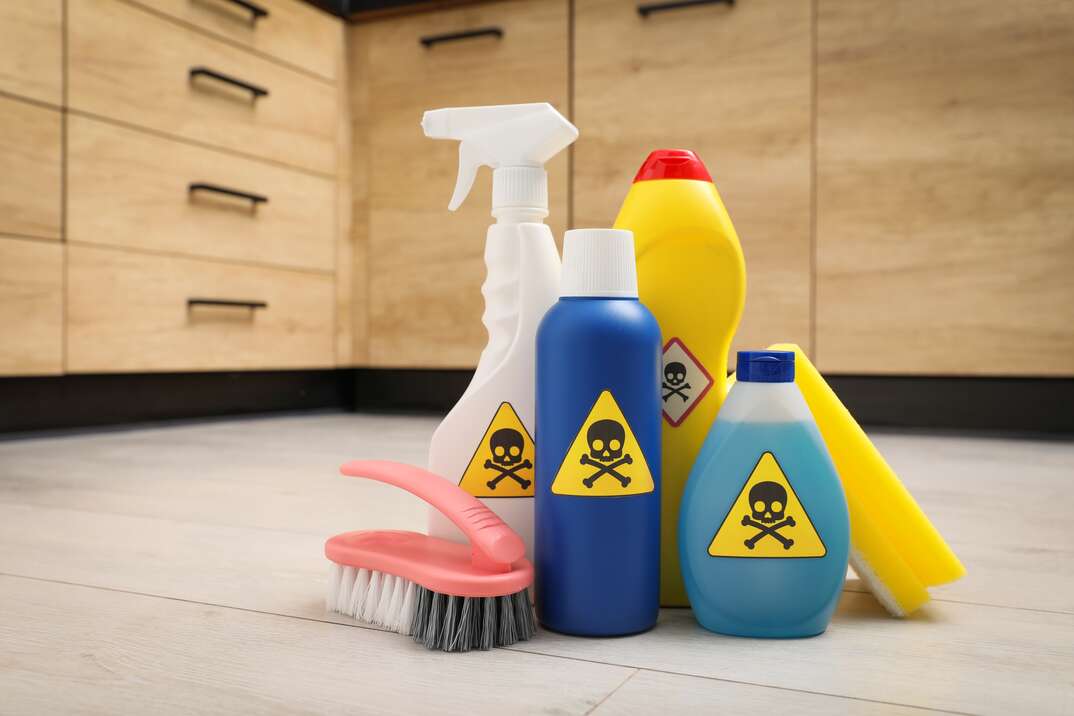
xmin=422 ymin=103 xmax=578 ymax=559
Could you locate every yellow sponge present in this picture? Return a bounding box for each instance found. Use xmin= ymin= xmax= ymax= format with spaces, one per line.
xmin=767 ymin=344 xmax=964 ymax=616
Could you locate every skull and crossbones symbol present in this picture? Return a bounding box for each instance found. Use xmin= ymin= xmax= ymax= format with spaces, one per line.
xmin=740 ymin=481 xmax=796 ymax=550
xmin=579 ymin=419 xmax=633 ymax=489
xmin=483 ymin=427 xmax=531 ymax=490
xmin=662 ymin=362 xmax=691 ymax=403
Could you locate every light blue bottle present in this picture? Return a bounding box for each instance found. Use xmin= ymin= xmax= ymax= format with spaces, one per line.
xmin=679 ymin=351 xmax=849 ymax=638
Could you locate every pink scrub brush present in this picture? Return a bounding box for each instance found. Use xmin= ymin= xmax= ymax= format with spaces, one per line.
xmin=325 ymin=460 xmax=535 ymax=652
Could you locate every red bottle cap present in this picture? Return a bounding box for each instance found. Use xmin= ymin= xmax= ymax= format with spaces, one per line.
xmin=632 ymin=149 xmax=712 ymax=183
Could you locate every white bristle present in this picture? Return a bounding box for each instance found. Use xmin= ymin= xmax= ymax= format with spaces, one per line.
xmin=386 ymin=576 xmax=407 ymax=630
xmin=361 ymin=570 xmax=381 ymax=623
xmin=373 ymin=574 xmax=395 ymax=626
xmin=326 ymin=563 xmax=343 ymax=612
xmin=398 ymin=580 xmax=418 ymax=635
xmin=349 ymin=568 xmax=370 ymax=618
xmin=337 ymin=566 xmax=357 ymax=614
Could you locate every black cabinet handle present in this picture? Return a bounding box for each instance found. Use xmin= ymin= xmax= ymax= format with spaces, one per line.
xmin=188 ymin=298 xmax=268 ymax=310
xmin=188 ymin=182 xmax=268 ymax=206
xmin=189 ymin=67 xmax=269 ymax=99
xmin=220 ymin=0 xmax=269 ymax=22
xmin=638 ymin=0 xmax=734 ymax=18
xmin=420 ymin=27 xmax=504 ymax=48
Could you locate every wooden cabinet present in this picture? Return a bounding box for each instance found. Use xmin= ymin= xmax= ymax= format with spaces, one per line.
xmin=68 ymin=0 xmax=337 ymax=176
xmin=67 ymin=115 xmax=336 ymax=272
xmin=0 ymin=96 xmax=62 ymax=241
xmin=574 ymin=0 xmax=813 ymax=359
xmin=0 ymin=237 xmax=63 ymax=376
xmin=132 ymin=0 xmax=342 ymax=81
xmin=349 ymin=0 xmax=570 ymax=368
xmin=66 ymin=246 xmax=335 ymax=373
xmin=816 ymin=0 xmax=1074 ymax=376
xmin=0 ymin=2 xmax=62 ymax=106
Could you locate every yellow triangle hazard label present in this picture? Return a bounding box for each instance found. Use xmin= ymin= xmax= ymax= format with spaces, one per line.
xmin=551 ymin=390 xmax=654 ymax=497
xmin=458 ymin=402 xmax=535 ymax=498
xmin=708 ymin=452 xmax=826 ymax=558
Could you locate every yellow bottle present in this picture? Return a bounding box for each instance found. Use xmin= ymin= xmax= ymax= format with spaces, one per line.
xmin=613 ymin=150 xmax=746 ymax=606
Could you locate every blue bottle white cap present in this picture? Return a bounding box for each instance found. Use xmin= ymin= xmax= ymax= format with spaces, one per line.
xmin=736 ymin=350 xmax=795 ymax=383
xmin=560 ymin=229 xmax=638 ymax=298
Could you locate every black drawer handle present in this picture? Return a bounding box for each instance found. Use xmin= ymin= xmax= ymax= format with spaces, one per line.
xmin=188 ymin=182 xmax=268 ymax=206
xmin=188 ymin=298 xmax=268 ymax=310
xmin=420 ymin=27 xmax=504 ymax=48
xmin=220 ymin=0 xmax=269 ymax=22
xmin=638 ymin=0 xmax=734 ymax=17
xmin=189 ymin=67 xmax=269 ymax=99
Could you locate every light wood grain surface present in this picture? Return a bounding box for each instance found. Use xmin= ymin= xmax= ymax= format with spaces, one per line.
xmin=0 ymin=413 xmax=1070 ymax=714
xmin=0 ymin=95 xmax=62 ymax=241
xmin=815 ymin=0 xmax=1074 ymax=376
xmin=0 ymin=236 xmax=63 ymax=375
xmin=0 ymin=1 xmax=62 ymax=106
xmin=68 ymin=0 xmax=337 ymax=177
xmin=65 ymin=245 xmax=335 ymax=372
xmin=67 ymin=115 xmax=336 ymax=272
xmin=574 ymin=0 xmax=814 ymax=359
xmin=351 ymin=0 xmax=570 ymax=368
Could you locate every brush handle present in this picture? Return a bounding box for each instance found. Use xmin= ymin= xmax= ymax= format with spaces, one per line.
xmin=339 ymin=460 xmax=525 ymax=572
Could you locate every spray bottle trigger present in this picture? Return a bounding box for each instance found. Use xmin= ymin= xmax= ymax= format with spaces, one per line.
xmin=448 ymin=142 xmax=482 ymax=211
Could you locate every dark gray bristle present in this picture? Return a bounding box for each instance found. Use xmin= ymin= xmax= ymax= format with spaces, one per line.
xmin=410 ymin=586 xmax=534 ymax=652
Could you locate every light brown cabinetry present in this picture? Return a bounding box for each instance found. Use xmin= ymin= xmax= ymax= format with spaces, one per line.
xmin=66 ymin=245 xmax=335 ymax=373
xmin=67 ymin=115 xmax=336 ymax=272
xmin=0 ymin=96 xmax=62 ymax=241
xmin=68 ymin=0 xmax=338 ymax=176
xmin=0 ymin=2 xmax=62 ymax=106
xmin=816 ymin=0 xmax=1074 ymax=376
xmin=133 ymin=0 xmax=341 ymax=81
xmin=349 ymin=0 xmax=569 ymax=368
xmin=574 ymin=0 xmax=813 ymax=358
xmin=0 ymin=237 xmax=63 ymax=376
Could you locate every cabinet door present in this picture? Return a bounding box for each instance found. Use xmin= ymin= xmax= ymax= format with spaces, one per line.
xmin=574 ymin=0 xmax=813 ymax=358
xmin=351 ymin=0 xmax=569 ymax=368
xmin=0 ymin=1 xmax=62 ymax=106
xmin=817 ymin=0 xmax=1074 ymax=376
xmin=0 ymin=236 xmax=63 ymax=376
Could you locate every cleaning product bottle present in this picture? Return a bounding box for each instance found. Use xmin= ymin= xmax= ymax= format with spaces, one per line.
xmin=613 ymin=149 xmax=747 ymax=606
xmin=535 ymin=228 xmax=661 ymax=636
xmin=423 ymin=103 xmax=578 ymax=560
xmin=679 ymin=351 xmax=849 ymax=638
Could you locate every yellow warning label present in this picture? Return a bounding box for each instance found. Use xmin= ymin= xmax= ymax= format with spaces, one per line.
xmin=458 ymin=402 xmax=535 ymax=498
xmin=708 ymin=452 xmax=826 ymax=558
xmin=551 ymin=390 xmax=654 ymax=497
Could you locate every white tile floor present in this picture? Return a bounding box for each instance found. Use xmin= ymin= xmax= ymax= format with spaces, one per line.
xmin=0 ymin=412 xmax=1071 ymax=714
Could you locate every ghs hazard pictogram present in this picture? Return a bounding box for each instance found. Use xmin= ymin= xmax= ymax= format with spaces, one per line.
xmin=662 ymin=337 xmax=713 ymax=427
xmin=707 ymin=451 xmax=826 ymax=558
xmin=551 ymin=390 xmax=654 ymax=497
xmin=457 ymin=402 xmax=535 ymax=498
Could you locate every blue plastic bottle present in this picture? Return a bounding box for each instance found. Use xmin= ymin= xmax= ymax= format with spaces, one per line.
xmin=679 ymin=351 xmax=849 ymax=638
xmin=536 ymin=228 xmax=662 ymax=636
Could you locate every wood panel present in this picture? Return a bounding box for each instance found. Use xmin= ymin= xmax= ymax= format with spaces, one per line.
xmin=353 ymin=0 xmax=570 ymax=368
xmin=67 ymin=115 xmax=336 ymax=271
xmin=816 ymin=0 xmax=1074 ymax=376
xmin=66 ymin=245 xmax=334 ymax=372
xmin=0 ymin=236 xmax=63 ymax=376
xmin=574 ymin=0 xmax=813 ymax=358
xmin=0 ymin=96 xmax=62 ymax=240
xmin=68 ymin=0 xmax=337 ymax=176
xmin=0 ymin=1 xmax=62 ymax=106
xmin=132 ymin=0 xmax=341 ymax=81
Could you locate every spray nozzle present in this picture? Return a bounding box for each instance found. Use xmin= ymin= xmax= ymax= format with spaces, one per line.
xmin=421 ymin=103 xmax=578 ymax=213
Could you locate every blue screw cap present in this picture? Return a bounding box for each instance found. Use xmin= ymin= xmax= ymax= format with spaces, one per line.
xmin=736 ymin=350 xmax=795 ymax=383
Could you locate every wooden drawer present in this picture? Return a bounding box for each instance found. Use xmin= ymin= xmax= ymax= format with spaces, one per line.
xmin=352 ymin=0 xmax=569 ymax=368
xmin=135 ymin=0 xmax=341 ymax=81
xmin=0 ymin=236 xmax=63 ymax=376
xmin=0 ymin=2 xmax=62 ymax=106
xmin=66 ymin=245 xmax=334 ymax=373
xmin=574 ymin=0 xmax=813 ymax=359
xmin=0 ymin=96 xmax=62 ymax=240
xmin=68 ymin=115 xmax=336 ymax=272
xmin=816 ymin=0 xmax=1074 ymax=376
xmin=69 ymin=0 xmax=337 ymax=176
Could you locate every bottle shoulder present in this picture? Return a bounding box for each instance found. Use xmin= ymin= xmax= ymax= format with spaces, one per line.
xmin=538 ymin=298 xmax=660 ymax=339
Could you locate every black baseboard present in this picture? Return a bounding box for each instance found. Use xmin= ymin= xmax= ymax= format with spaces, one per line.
xmin=1 ymin=369 xmax=1071 ymax=435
